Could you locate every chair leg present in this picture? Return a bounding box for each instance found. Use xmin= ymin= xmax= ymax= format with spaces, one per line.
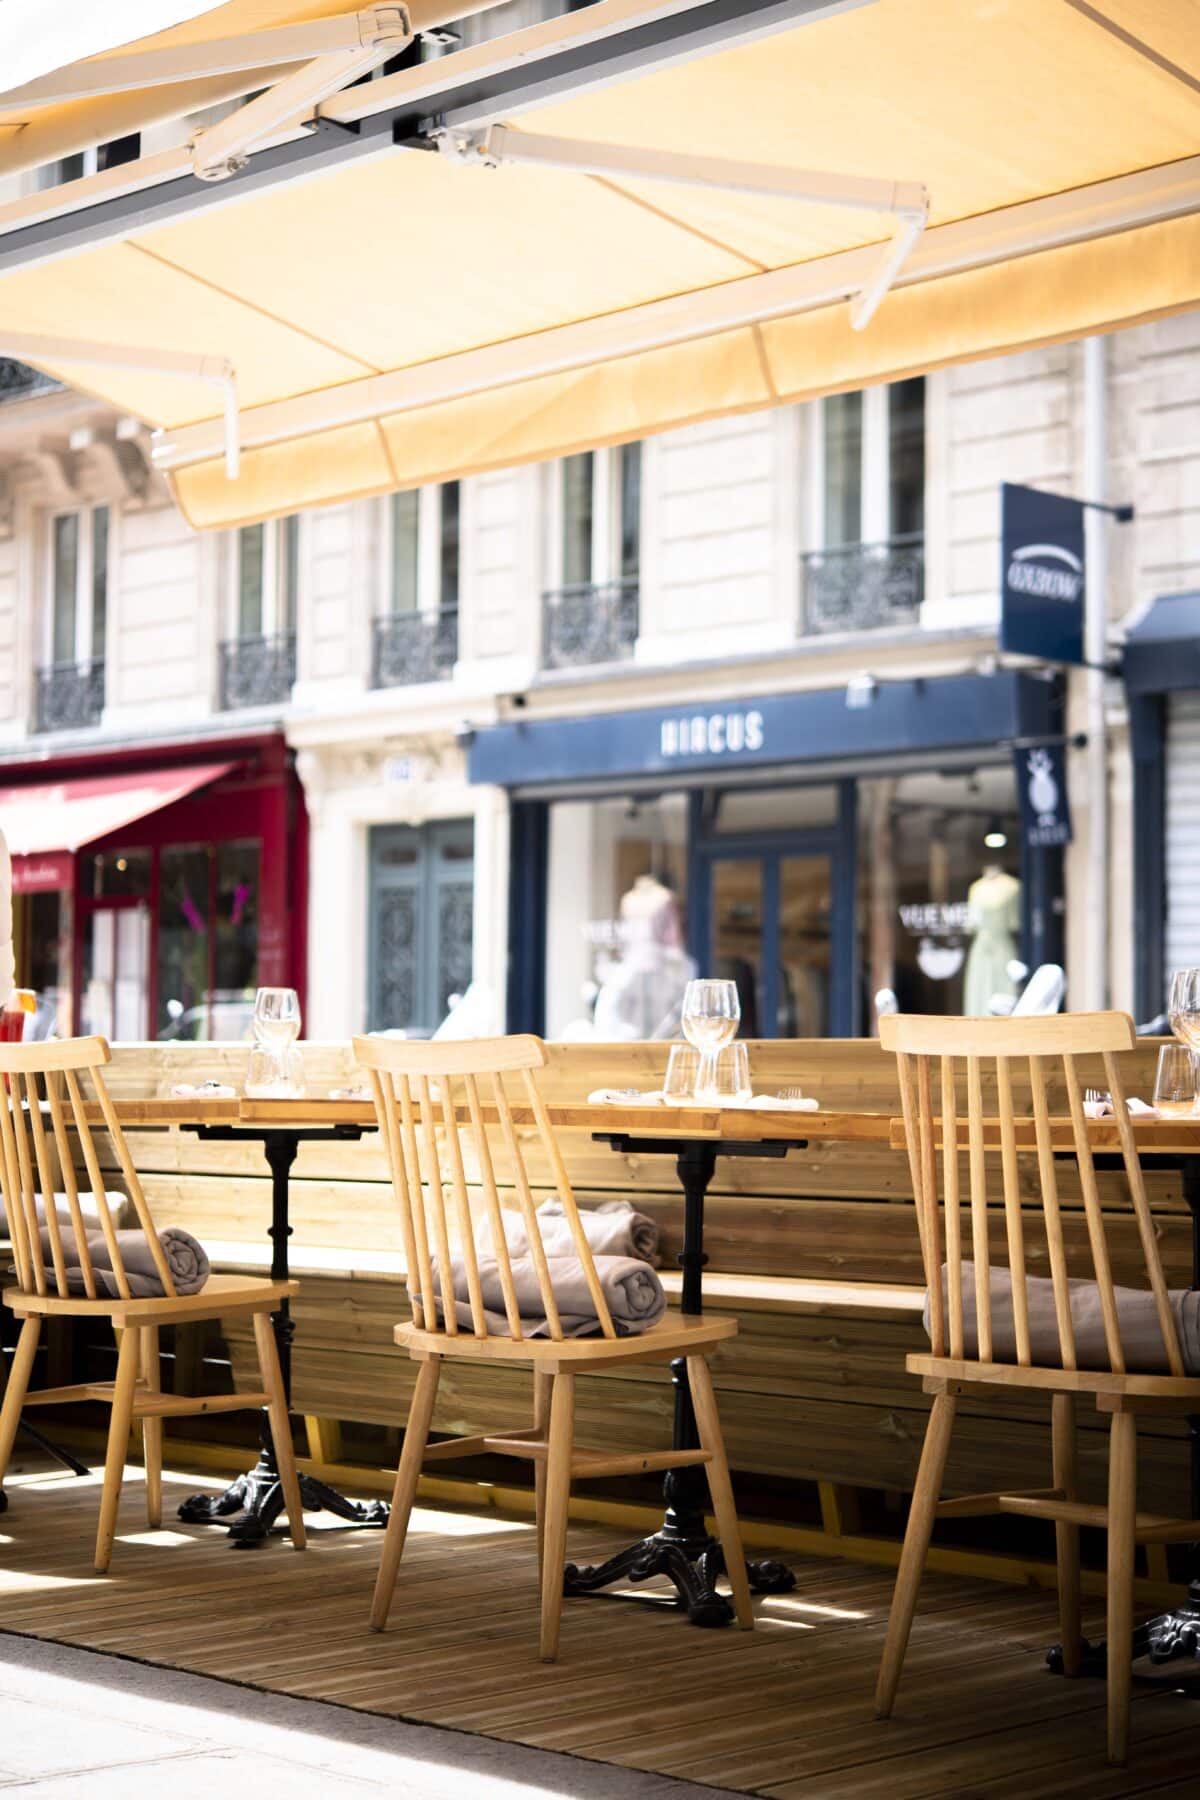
xmin=251 ymin=1311 xmax=306 ymax=1551
xmin=1052 ymin=1393 xmax=1082 ymax=1676
xmin=0 ymin=1318 xmax=40 ymax=1487
xmin=540 ymin=1372 xmax=574 ymax=1664
xmin=370 ymin=1356 xmax=440 ymax=1632
xmin=140 ymin=1326 xmax=162 ymax=1529
xmin=95 ymin=1326 xmax=140 ymax=1574
xmin=687 ymin=1354 xmax=753 ymax=1629
xmin=875 ymin=1390 xmax=957 ymax=1718
xmin=533 ymin=1368 xmax=552 ymax=1584
xmin=1106 ymin=1409 xmax=1137 ymax=1766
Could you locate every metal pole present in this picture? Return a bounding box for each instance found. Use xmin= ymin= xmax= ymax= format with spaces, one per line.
xmin=1083 ymin=335 xmax=1110 ymax=1008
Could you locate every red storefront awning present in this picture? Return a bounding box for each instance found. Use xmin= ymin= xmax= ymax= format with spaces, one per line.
xmin=1 ymin=762 xmax=236 ymax=892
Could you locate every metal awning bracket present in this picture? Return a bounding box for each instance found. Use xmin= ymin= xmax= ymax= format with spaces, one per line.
xmin=433 ymin=121 xmax=929 ymax=329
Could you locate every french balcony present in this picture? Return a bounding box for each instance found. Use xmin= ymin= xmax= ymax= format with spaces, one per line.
xmin=542 ymin=578 xmax=639 ymax=670
xmin=218 ymin=632 xmax=297 ymax=710
xmin=35 ymin=659 xmax=105 ymax=732
xmin=800 ymin=535 xmax=924 ymax=635
xmin=0 ymin=359 xmax=60 ymax=404
xmin=371 ymin=608 xmax=458 ymax=688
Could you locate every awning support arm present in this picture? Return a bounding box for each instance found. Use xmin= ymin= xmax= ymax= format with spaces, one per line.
xmin=0 ymin=8 xmax=414 ymax=110
xmin=0 ymin=332 xmax=240 ymax=479
xmin=188 ymin=7 xmax=413 ymax=182
xmin=436 ymin=122 xmax=929 ymax=330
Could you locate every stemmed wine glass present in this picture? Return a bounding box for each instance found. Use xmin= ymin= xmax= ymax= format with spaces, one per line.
xmin=246 ymin=986 xmax=303 ymax=1097
xmin=1167 ymin=970 xmax=1200 ymax=1112
xmin=681 ymin=978 xmax=741 ymax=1102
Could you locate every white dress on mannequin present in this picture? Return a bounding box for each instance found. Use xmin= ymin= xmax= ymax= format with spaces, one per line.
xmin=592 ymin=874 xmax=695 ymax=1040
xmin=963 ymin=866 xmax=1021 ymax=1016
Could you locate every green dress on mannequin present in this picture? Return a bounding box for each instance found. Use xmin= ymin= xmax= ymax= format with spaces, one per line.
xmin=963 ymin=865 xmax=1021 ymax=1016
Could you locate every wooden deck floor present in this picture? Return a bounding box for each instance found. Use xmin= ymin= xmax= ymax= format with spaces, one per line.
xmin=0 ymin=1458 xmax=1197 ymax=1798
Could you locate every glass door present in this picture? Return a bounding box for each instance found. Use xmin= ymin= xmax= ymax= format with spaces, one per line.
xmin=81 ymin=902 xmax=150 ymax=1039
xmin=692 ymin=781 xmax=857 ymax=1037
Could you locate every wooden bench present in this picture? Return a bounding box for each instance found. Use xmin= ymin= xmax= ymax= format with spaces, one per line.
xmin=43 ymin=1035 xmax=1191 ymax=1591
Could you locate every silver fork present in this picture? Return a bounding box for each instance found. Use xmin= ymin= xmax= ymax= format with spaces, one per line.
xmin=1084 ymin=1087 xmax=1112 ymax=1108
xmin=776 ymin=1086 xmax=806 ymax=1102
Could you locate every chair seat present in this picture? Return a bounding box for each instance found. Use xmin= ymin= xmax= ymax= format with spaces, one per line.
xmin=4 ymin=1273 xmax=296 ymax=1325
xmin=398 ymin=1309 xmax=738 ymax=1363
xmin=908 ymin=1351 xmax=1200 ymax=1402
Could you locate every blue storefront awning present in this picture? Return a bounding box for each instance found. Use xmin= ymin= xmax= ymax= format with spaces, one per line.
xmin=1122 ymin=591 xmax=1200 ymax=696
xmin=468 ymin=670 xmax=1049 ymax=789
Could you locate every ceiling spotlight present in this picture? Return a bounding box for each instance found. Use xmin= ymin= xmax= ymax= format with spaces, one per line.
xmin=984 ymin=818 xmax=1008 ymax=850
xmin=845 ymin=672 xmax=878 ymax=710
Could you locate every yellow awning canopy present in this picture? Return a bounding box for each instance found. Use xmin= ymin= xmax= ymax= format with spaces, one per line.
xmin=1 ymin=0 xmax=1198 ymax=528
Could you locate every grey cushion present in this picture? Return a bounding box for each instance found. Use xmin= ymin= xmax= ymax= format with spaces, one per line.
xmin=926 ymin=1262 xmax=1200 ymax=1374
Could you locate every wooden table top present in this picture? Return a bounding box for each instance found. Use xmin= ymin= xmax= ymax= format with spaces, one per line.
xmin=101 ymin=1095 xmax=898 ymax=1143
xmin=888 ymin=1115 xmax=1200 ymax=1154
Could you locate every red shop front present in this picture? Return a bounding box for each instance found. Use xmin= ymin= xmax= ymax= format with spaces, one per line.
xmin=1 ymin=733 xmax=307 ymax=1041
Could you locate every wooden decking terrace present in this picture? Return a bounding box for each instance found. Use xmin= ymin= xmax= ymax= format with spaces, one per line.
xmin=0 ymin=1457 xmax=1196 ymax=1797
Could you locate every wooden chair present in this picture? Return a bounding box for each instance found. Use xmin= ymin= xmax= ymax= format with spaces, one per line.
xmin=0 ymin=1036 xmax=306 ymax=1570
xmin=353 ymin=1032 xmax=753 ymax=1661
xmin=876 ymin=1011 xmax=1200 ymax=1764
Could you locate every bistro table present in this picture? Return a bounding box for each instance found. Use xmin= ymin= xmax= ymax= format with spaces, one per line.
xmin=104 ymin=1095 xmax=890 ymax=1590
xmin=889 ymin=1111 xmax=1200 ymax=1678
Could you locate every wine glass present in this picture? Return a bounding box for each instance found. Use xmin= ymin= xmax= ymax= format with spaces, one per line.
xmin=1167 ymin=969 xmax=1200 ymax=1112
xmin=254 ymin=986 xmax=301 ymax=1048
xmin=681 ymin=978 xmax=740 ymax=1101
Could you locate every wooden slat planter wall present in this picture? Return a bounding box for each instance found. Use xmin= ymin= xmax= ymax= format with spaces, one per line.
xmin=84 ymin=1038 xmax=1191 ymax=1523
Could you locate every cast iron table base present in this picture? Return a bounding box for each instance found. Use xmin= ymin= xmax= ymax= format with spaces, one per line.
xmin=566 ymin=1137 xmax=800 ymax=1624
xmin=175 ymin=1123 xmax=389 ymax=1547
xmin=1047 ymin=1151 xmax=1200 ymax=1681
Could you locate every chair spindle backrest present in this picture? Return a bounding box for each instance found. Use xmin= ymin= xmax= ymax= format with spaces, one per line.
xmin=880 ymin=1012 xmax=1184 ymax=1377
xmin=0 ymin=1037 xmax=175 ymax=1303
xmin=353 ymin=1034 xmax=616 ymax=1342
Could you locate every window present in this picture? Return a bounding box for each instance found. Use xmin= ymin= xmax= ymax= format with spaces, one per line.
xmin=814 ymin=379 xmax=925 ymax=548
xmin=386 ymin=483 xmax=459 ymax=613
xmin=543 ymin=444 xmax=642 ymax=667
xmin=233 ymin=515 xmax=299 ymax=638
xmin=555 ymin=443 xmax=641 ymax=589
xmin=49 ymin=504 xmax=108 ymax=667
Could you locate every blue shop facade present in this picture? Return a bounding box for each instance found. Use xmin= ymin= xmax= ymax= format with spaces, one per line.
xmin=469 ymin=668 xmax=1067 ymax=1039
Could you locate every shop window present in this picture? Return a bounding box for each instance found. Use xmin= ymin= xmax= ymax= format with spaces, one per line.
xmin=803 ymin=381 xmax=925 ymax=634
xmin=543 ymin=793 xmax=689 ymax=1039
xmin=19 ymin=889 xmax=73 ymax=1038
xmin=157 ymin=840 xmax=261 ymax=1040
xmin=544 ymin=443 xmax=642 ymax=667
xmin=858 ymin=766 xmax=1021 ymax=1026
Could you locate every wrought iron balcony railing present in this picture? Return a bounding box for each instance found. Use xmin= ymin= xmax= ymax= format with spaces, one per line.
xmin=0 ymin=360 xmax=61 ymax=404
xmin=372 ymin=608 xmax=458 ymax=687
xmin=218 ymin=633 xmax=297 ymax=710
xmin=542 ymin=578 xmax=639 ymax=669
xmin=800 ymin=535 xmax=924 ymax=635
xmin=35 ymin=660 xmax=105 ymax=732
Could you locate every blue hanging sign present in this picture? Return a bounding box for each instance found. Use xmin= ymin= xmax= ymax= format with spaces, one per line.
xmin=1000 ymin=483 xmax=1086 ymax=666
xmin=1014 ymin=742 xmax=1073 ymax=848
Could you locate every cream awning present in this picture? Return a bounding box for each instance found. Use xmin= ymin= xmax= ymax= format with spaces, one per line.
xmin=1 ymin=0 xmax=1198 ymax=527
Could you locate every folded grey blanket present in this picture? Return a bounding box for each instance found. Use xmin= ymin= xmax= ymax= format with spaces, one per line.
xmin=484 ymin=1198 xmax=660 ymax=1267
xmin=37 ymin=1224 xmax=210 ymax=1299
xmin=432 ymin=1250 xmax=667 ymax=1338
xmin=927 ymin=1262 xmax=1200 ymax=1374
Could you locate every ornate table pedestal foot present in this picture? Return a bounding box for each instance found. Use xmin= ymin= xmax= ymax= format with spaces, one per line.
xmin=561 ymin=1348 xmax=797 ymax=1625
xmin=1047 ymin=1583 xmax=1200 ymax=1681
xmin=178 ymin=1440 xmax=389 ymax=1546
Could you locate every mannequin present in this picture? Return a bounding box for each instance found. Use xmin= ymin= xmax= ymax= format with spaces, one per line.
xmin=963 ymin=864 xmax=1021 ymax=1015
xmin=591 ymin=870 xmax=695 ymax=1039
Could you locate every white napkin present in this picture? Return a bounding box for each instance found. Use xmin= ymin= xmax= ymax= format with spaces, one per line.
xmin=587 ymin=1088 xmax=665 ymax=1105
xmin=1082 ymin=1096 xmax=1158 ymax=1119
xmin=744 ymin=1093 xmax=820 ymax=1111
xmin=170 ymin=1081 xmax=237 ymax=1099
